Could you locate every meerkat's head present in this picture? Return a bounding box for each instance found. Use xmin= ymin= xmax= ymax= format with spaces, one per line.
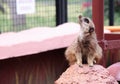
xmin=78 ymin=15 xmax=95 ymax=34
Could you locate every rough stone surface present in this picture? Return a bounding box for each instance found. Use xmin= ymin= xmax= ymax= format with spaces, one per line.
xmin=55 ymin=64 xmax=118 ymax=84
xmin=107 ymin=62 xmax=120 ymax=81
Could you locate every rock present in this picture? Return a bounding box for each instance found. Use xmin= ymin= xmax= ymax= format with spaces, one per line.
xmin=55 ymin=64 xmax=118 ymax=84
xmin=107 ymin=62 xmax=120 ymax=81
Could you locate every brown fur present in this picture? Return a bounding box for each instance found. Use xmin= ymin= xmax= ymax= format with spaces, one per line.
xmin=65 ymin=15 xmax=102 ymax=67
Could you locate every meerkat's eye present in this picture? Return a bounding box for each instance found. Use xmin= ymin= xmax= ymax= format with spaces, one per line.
xmin=84 ymin=18 xmax=89 ymax=23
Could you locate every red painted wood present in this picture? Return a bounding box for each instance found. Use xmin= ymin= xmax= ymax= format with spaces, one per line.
xmin=92 ymin=0 xmax=107 ymax=66
xmin=106 ymin=40 xmax=120 ymax=49
xmin=0 ymin=49 xmax=68 ymax=84
xmin=92 ymin=0 xmax=104 ymax=41
xmin=92 ymin=0 xmax=120 ymax=68
xmin=105 ymin=34 xmax=120 ymax=40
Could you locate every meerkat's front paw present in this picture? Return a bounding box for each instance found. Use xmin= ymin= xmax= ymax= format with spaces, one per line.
xmin=89 ymin=64 xmax=94 ymax=67
xmin=88 ymin=62 xmax=94 ymax=67
xmin=93 ymin=60 xmax=96 ymax=64
xmin=88 ymin=57 xmax=94 ymax=67
xmin=76 ymin=61 xmax=83 ymax=67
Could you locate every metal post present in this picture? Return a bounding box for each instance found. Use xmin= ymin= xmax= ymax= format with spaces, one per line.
xmin=55 ymin=0 xmax=67 ymax=26
xmin=109 ymin=0 xmax=114 ymax=26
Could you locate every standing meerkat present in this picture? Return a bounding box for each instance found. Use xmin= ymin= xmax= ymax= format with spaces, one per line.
xmin=65 ymin=15 xmax=102 ymax=67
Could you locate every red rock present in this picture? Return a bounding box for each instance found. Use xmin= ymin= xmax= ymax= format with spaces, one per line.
xmin=107 ymin=62 xmax=120 ymax=81
xmin=55 ymin=64 xmax=118 ymax=84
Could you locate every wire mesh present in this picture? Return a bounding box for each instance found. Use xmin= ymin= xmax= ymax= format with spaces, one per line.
xmin=0 ymin=0 xmax=56 ymax=33
xmin=0 ymin=0 xmax=92 ymax=33
xmin=67 ymin=0 xmax=92 ymax=23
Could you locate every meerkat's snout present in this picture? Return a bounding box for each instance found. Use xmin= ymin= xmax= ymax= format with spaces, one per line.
xmin=89 ymin=27 xmax=94 ymax=33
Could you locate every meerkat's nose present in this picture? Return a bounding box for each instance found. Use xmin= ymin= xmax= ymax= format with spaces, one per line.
xmin=89 ymin=27 xmax=94 ymax=33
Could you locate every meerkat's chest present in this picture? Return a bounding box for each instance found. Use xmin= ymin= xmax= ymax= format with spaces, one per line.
xmin=81 ymin=40 xmax=95 ymax=55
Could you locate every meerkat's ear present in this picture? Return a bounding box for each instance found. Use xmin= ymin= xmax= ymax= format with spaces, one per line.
xmin=79 ymin=15 xmax=82 ymax=19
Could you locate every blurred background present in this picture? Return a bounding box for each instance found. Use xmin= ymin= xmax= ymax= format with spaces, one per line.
xmin=1 ymin=0 xmax=120 ymax=33
xmin=0 ymin=0 xmax=92 ymax=33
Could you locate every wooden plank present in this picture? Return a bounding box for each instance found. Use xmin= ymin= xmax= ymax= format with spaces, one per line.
xmin=105 ymin=40 xmax=120 ymax=49
xmin=0 ymin=48 xmax=68 ymax=84
xmin=105 ymin=34 xmax=120 ymax=40
xmin=105 ymin=26 xmax=120 ymax=32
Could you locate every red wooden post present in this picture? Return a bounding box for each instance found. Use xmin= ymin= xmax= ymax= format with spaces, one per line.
xmin=92 ymin=0 xmax=104 ymax=41
xmin=92 ymin=0 xmax=106 ymax=66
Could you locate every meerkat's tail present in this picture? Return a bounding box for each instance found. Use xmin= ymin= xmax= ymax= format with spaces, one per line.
xmin=94 ymin=52 xmax=102 ymax=64
xmin=65 ymin=48 xmax=76 ymax=66
xmin=94 ymin=56 xmax=102 ymax=64
xmin=94 ymin=44 xmax=103 ymax=63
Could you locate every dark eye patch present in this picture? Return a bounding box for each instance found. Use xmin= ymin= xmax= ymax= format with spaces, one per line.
xmin=84 ymin=18 xmax=89 ymax=23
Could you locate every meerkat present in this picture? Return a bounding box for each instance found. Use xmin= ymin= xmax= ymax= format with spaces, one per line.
xmin=65 ymin=15 xmax=102 ymax=67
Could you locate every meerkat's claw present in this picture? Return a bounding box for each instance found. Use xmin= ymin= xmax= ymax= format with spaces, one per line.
xmin=79 ymin=65 xmax=83 ymax=68
xmin=89 ymin=63 xmax=94 ymax=67
xmin=76 ymin=62 xmax=83 ymax=67
xmin=93 ymin=60 xmax=96 ymax=64
xmin=89 ymin=65 xmax=93 ymax=67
